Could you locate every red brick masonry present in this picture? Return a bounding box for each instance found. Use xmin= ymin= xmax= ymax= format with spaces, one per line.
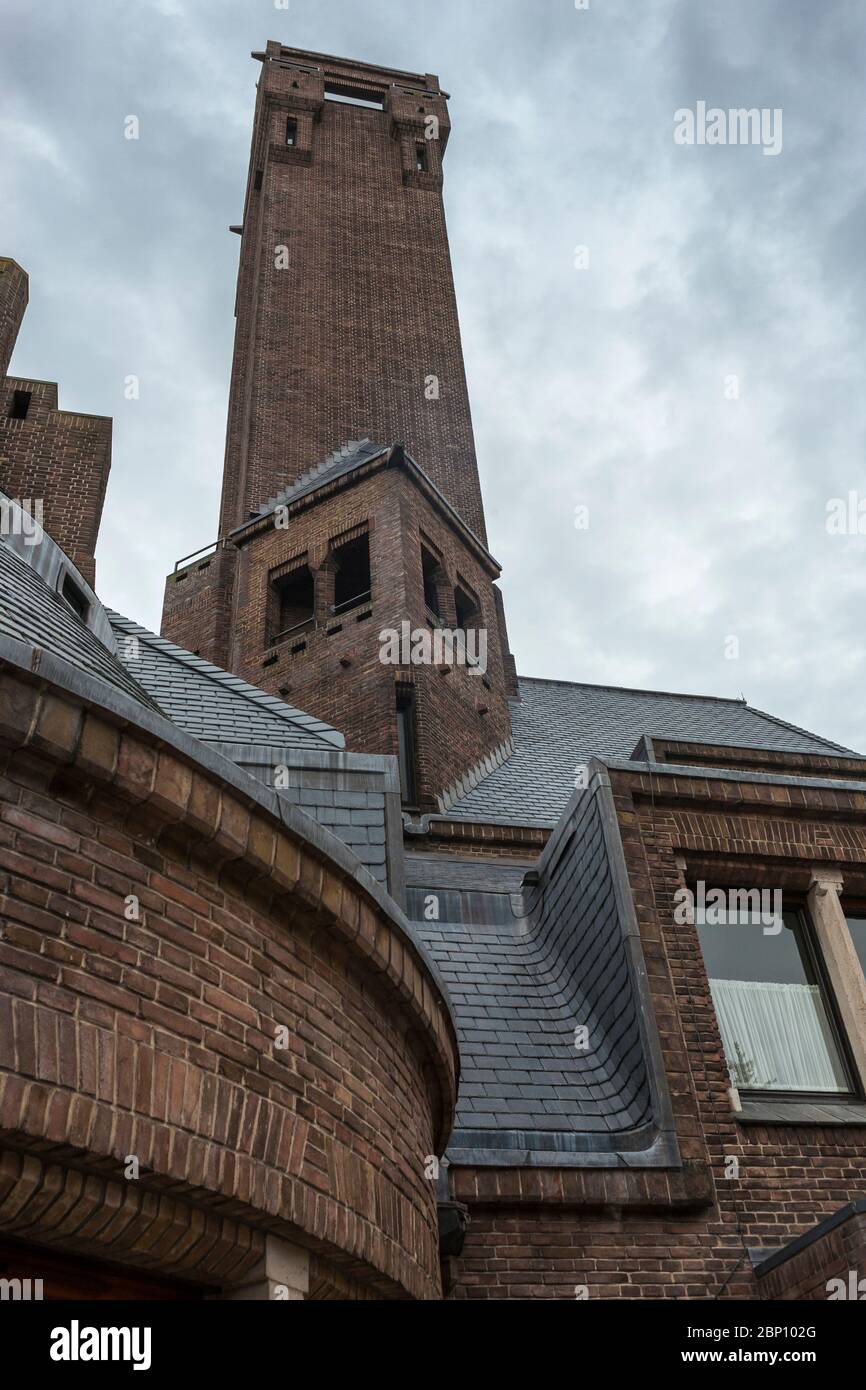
xmin=0 ymin=654 xmax=458 ymax=1298
xmin=440 ymin=747 xmax=866 ymax=1298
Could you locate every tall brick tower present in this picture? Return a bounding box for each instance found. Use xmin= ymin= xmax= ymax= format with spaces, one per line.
xmin=163 ymin=44 xmax=516 ymax=811
xmin=219 ymin=42 xmax=486 ymax=543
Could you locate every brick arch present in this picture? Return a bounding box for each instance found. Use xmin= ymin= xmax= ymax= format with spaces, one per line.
xmin=0 ymin=658 xmax=458 ymax=1299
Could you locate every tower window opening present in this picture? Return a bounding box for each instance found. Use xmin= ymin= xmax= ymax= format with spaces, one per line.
xmin=324 ymin=83 xmax=385 ymax=110
xmin=8 ymin=389 xmax=31 ymax=420
xmin=396 ymin=689 xmax=419 ymax=806
xmin=271 ymin=564 xmax=315 ymax=644
xmin=332 ymin=533 xmax=371 ymax=614
xmin=421 ymin=546 xmax=441 ymax=620
xmin=454 ymin=583 xmax=480 ymax=635
xmin=286 ymin=117 xmax=298 ymax=147
xmin=253 ymin=169 xmax=263 ymax=191
xmin=416 ymin=143 xmax=429 ymax=172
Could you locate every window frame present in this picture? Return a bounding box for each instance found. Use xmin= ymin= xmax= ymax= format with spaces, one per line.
xmin=694 ymin=892 xmax=859 ymax=1103
xmin=840 ymin=898 xmax=866 ymax=984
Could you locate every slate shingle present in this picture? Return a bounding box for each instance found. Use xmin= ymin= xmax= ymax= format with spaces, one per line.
xmin=447 ymin=676 xmax=854 ymax=826
xmin=106 ymin=612 xmax=344 ymax=752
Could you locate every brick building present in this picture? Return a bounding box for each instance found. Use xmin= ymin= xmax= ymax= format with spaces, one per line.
xmin=1 ymin=42 xmax=866 ymax=1301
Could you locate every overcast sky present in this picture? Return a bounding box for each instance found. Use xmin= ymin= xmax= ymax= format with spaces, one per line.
xmin=3 ymin=0 xmax=865 ymax=751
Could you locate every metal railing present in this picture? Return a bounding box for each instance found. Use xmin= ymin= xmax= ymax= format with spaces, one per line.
xmin=331 ymin=589 xmax=372 ymax=616
xmin=173 ymin=539 xmax=223 ymax=573
xmin=270 ymin=615 xmax=316 ymax=645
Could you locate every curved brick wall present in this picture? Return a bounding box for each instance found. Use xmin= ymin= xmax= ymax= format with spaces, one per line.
xmin=0 ymin=654 xmax=458 ymax=1299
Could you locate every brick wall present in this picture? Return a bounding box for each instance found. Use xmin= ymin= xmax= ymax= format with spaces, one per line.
xmin=160 ymin=543 xmax=237 ymax=671
xmin=0 ymin=259 xmax=28 ymax=381
xmin=0 ymin=658 xmax=457 ymax=1298
xmin=164 ymin=462 xmax=512 ymax=810
xmin=441 ymin=754 xmax=866 ymax=1299
xmin=0 ymin=376 xmax=111 ymax=587
xmin=756 ymin=1202 xmax=866 ymax=1299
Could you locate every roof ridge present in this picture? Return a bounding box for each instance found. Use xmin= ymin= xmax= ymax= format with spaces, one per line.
xmin=515 ymin=675 xmax=854 ymax=756
xmin=252 ymin=438 xmax=378 ymax=517
xmin=741 ymin=703 xmax=858 ymax=757
xmin=105 ymin=610 xmax=345 ymax=749
xmin=516 ymin=674 xmax=749 ymax=706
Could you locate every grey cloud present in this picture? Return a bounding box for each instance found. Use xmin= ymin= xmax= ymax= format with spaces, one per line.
xmin=2 ymin=0 xmax=864 ymax=749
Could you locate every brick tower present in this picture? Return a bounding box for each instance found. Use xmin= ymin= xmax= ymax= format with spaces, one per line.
xmin=1 ymin=257 xmax=112 ymax=588
xmin=162 ymin=44 xmax=516 ymax=811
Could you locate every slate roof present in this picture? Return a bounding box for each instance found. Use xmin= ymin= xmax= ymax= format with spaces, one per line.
xmin=446 ymin=676 xmax=855 ymax=826
xmin=0 ymin=541 xmax=159 ymax=712
xmin=409 ymin=772 xmax=674 ymax=1166
xmin=241 ymin=439 xmax=388 ymax=525
xmin=240 ymin=437 xmax=495 ymax=562
xmin=106 ymin=613 xmax=345 ymax=751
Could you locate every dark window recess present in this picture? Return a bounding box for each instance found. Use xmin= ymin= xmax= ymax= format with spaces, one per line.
xmin=253 ymin=169 xmax=263 ymax=191
xmin=454 ymin=584 xmax=480 ymax=634
xmin=396 ymin=691 xmax=418 ymax=805
xmin=416 ymin=143 xmax=429 ymax=172
xmin=8 ymin=389 xmax=31 ymax=420
xmin=286 ymin=118 xmax=298 ymax=147
xmin=421 ymin=547 xmax=441 ymax=619
xmin=697 ymin=903 xmax=851 ymax=1096
xmin=332 ymin=534 xmax=371 ymax=614
xmin=271 ymin=566 xmax=315 ymax=642
xmin=61 ymin=574 xmax=89 ymax=623
xmin=323 ymin=82 xmax=385 ymax=110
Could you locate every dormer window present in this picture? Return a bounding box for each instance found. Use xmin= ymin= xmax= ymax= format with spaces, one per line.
xmin=61 ymin=573 xmax=89 ymax=623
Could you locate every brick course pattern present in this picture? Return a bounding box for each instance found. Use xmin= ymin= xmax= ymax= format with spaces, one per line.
xmin=0 ymin=660 xmax=458 ymax=1298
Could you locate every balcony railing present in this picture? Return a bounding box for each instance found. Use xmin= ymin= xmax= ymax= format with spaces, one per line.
xmin=331 ymin=589 xmax=372 ymax=616
xmin=269 ymin=615 xmax=316 ymax=645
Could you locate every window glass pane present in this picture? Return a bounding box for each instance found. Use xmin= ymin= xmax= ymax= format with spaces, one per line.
xmin=844 ymin=915 xmax=866 ymax=979
xmin=697 ymin=906 xmax=849 ymax=1094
